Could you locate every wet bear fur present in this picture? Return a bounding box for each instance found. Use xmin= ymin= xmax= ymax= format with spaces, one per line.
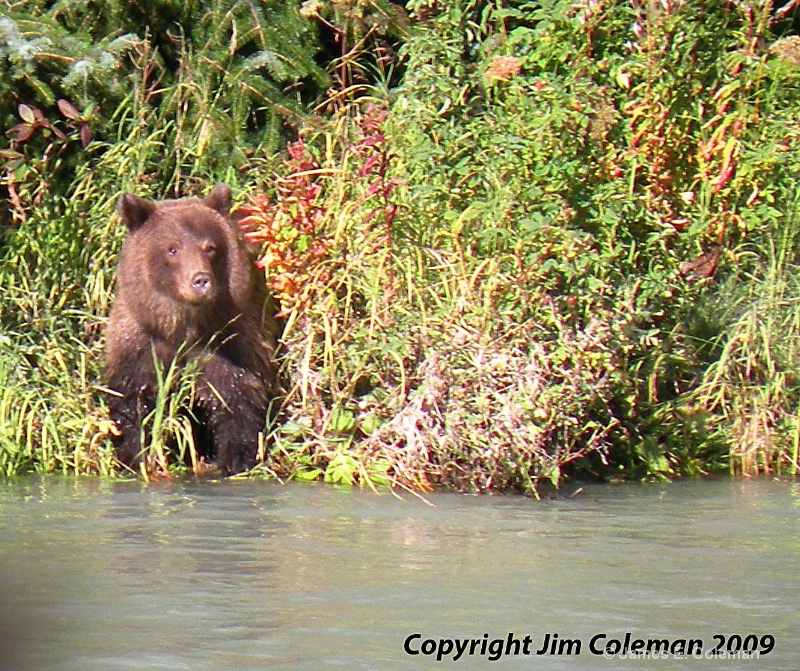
xmin=104 ymin=184 xmax=278 ymax=474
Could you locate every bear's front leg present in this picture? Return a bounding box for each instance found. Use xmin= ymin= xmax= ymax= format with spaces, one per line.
xmin=107 ymin=384 xmax=157 ymax=469
xmin=199 ymin=354 xmax=272 ymax=474
xmin=105 ymin=350 xmax=157 ymax=470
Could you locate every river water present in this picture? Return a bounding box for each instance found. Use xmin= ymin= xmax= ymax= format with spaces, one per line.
xmin=0 ymin=477 xmax=797 ymax=670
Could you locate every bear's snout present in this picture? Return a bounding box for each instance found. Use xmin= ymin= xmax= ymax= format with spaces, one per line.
xmin=190 ymin=271 xmax=215 ymax=297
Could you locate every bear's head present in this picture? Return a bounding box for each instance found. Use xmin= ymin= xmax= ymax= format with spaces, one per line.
xmin=114 ymin=184 xmax=255 ymax=342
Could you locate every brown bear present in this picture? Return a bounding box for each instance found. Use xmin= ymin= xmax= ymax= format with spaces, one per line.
xmin=104 ymin=184 xmax=278 ymax=474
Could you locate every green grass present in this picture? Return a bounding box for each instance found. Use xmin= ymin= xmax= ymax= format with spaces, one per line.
xmin=686 ymin=220 xmax=800 ymax=476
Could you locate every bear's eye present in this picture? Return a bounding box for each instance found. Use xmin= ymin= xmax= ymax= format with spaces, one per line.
xmin=168 ymin=245 xmax=178 ymax=256
xmin=203 ymin=243 xmax=216 ymax=256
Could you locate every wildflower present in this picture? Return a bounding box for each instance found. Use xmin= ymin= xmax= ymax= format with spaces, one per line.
xmin=769 ymin=36 xmax=800 ymax=67
xmin=484 ymin=55 xmax=522 ymax=81
xmin=299 ymin=0 xmax=323 ymax=19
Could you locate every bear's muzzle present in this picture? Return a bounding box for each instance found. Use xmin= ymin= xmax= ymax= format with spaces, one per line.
xmin=190 ymin=271 xmax=216 ymax=300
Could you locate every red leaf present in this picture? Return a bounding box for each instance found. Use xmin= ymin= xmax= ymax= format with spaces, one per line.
xmin=0 ymin=149 xmax=24 ymax=160
xmin=357 ymin=136 xmax=383 ymax=149
xmin=80 ymin=124 xmax=92 ymax=148
xmin=57 ymin=99 xmax=82 ymax=120
xmin=18 ymin=104 xmax=36 ymax=124
xmin=358 ymin=154 xmax=381 ymax=177
xmin=12 ymin=124 xmax=34 ymax=142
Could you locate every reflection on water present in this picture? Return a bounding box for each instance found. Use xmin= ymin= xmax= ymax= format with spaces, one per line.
xmin=0 ymin=477 xmax=797 ymax=670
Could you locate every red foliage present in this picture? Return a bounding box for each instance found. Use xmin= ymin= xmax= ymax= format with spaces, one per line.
xmin=236 ymin=139 xmax=331 ymax=316
xmin=235 ymin=104 xmax=401 ymax=316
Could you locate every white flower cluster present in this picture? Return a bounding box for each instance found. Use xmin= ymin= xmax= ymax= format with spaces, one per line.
xmin=0 ymin=17 xmax=52 ymax=63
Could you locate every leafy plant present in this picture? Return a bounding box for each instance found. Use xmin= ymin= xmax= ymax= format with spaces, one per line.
xmin=236 ymin=138 xmax=334 ymax=317
xmin=300 ymin=0 xmax=411 ymax=95
xmin=1 ymin=0 xmax=329 ymax=218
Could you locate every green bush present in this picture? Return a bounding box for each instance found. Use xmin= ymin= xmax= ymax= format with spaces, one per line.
xmin=1 ymin=0 xmax=328 ymax=219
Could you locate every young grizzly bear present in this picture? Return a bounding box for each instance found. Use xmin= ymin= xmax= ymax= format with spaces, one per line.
xmin=105 ymin=184 xmax=278 ymax=474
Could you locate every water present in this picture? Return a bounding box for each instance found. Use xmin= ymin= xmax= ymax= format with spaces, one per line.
xmin=0 ymin=477 xmax=797 ymax=670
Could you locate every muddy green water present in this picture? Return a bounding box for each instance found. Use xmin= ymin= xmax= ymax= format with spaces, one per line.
xmin=0 ymin=477 xmax=797 ymax=670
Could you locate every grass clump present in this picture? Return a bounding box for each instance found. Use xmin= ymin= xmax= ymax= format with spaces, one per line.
xmin=684 ymin=220 xmax=800 ymax=476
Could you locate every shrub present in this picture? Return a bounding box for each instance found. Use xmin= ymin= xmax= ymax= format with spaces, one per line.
xmin=248 ymin=0 xmax=800 ymax=491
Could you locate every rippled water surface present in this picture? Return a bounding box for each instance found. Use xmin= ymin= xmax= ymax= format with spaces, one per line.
xmin=0 ymin=477 xmax=797 ymax=670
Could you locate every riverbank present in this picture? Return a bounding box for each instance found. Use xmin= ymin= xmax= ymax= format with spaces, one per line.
xmin=2 ymin=2 xmax=799 ymax=492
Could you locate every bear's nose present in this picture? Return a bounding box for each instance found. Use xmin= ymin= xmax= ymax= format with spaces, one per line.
xmin=191 ymin=272 xmax=213 ymax=294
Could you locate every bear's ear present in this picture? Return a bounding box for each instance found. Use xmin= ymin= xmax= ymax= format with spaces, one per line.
xmin=118 ymin=193 xmax=156 ymax=231
xmin=204 ymin=183 xmax=232 ymax=217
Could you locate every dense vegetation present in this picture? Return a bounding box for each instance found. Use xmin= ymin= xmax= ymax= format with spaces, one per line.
xmin=2 ymin=0 xmax=799 ymax=494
